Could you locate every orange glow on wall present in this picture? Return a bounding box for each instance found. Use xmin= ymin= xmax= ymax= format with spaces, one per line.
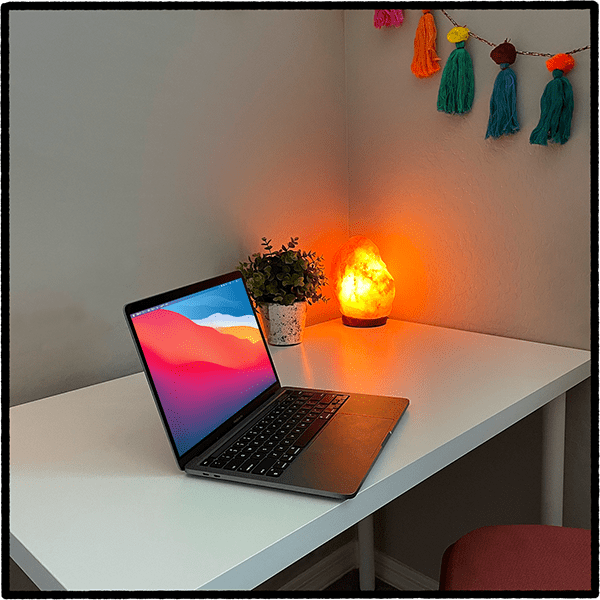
xmin=330 ymin=236 xmax=395 ymax=327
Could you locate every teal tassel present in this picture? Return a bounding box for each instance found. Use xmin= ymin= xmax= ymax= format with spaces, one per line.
xmin=437 ymin=41 xmax=474 ymax=114
xmin=486 ymin=64 xmax=519 ymax=138
xmin=530 ymin=69 xmax=574 ymax=145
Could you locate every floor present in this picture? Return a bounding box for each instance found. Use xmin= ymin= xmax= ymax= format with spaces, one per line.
xmin=325 ymin=569 xmax=400 ymax=592
xmin=9 ymin=559 xmax=40 ymax=592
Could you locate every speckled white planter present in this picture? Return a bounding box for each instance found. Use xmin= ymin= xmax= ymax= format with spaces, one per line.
xmin=257 ymin=302 xmax=307 ymax=346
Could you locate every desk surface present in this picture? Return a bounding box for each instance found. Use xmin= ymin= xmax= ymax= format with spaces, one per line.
xmin=10 ymin=319 xmax=590 ymax=591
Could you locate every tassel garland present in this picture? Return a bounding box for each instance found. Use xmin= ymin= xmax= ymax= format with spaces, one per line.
xmin=530 ymin=53 xmax=575 ymax=145
xmin=437 ymin=27 xmax=474 ymax=114
xmin=411 ymin=10 xmax=441 ymax=78
xmin=367 ymin=9 xmax=588 ymax=146
xmin=485 ymin=41 xmax=519 ymax=139
xmin=374 ymin=10 xmax=403 ymax=29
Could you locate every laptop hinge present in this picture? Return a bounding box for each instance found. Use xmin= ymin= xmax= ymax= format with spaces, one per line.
xmin=187 ymin=389 xmax=288 ymax=465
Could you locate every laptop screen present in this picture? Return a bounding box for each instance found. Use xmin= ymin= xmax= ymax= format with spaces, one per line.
xmin=129 ymin=276 xmax=278 ymax=457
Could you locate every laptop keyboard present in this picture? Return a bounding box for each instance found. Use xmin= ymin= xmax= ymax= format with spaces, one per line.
xmin=199 ymin=390 xmax=348 ymax=477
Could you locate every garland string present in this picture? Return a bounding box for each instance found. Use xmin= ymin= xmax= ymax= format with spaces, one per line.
xmin=440 ymin=9 xmax=590 ymax=56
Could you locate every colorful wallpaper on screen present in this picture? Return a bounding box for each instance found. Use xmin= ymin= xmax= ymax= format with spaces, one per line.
xmin=132 ymin=279 xmax=277 ymax=456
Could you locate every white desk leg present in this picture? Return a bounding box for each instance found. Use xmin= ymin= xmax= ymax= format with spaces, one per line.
xmin=541 ymin=393 xmax=566 ymax=526
xmin=357 ymin=514 xmax=375 ymax=591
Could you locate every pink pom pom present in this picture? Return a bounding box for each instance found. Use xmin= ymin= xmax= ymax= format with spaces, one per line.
xmin=374 ymin=10 xmax=388 ymax=28
xmin=388 ymin=9 xmax=404 ymax=26
xmin=374 ymin=10 xmax=403 ymax=29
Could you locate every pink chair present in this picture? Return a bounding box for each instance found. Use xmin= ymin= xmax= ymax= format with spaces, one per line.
xmin=439 ymin=524 xmax=592 ymax=591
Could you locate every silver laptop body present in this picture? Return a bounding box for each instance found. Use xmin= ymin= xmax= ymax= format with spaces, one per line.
xmin=124 ymin=271 xmax=409 ymax=499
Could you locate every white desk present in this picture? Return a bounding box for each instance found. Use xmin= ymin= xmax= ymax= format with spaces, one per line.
xmin=10 ymin=319 xmax=591 ymax=591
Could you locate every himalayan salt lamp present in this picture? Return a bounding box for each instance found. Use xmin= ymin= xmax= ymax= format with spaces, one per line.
xmin=330 ymin=236 xmax=395 ymax=327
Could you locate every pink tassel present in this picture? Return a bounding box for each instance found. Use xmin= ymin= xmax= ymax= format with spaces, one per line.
xmin=374 ymin=10 xmax=404 ymax=29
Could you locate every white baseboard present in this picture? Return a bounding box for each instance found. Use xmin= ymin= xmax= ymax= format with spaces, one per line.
xmin=375 ymin=550 xmax=439 ymax=591
xmin=278 ymin=541 xmax=356 ymax=591
xmin=278 ymin=540 xmax=439 ymax=592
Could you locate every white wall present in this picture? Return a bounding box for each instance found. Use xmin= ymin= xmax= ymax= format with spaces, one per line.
xmin=9 ymin=10 xmax=348 ymax=406
xmin=344 ymin=7 xmax=592 ymax=579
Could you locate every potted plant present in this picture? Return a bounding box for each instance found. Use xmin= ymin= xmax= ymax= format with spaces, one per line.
xmin=238 ymin=237 xmax=327 ymax=345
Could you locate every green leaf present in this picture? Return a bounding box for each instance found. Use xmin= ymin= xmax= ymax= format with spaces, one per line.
xmin=241 ymin=236 xmax=327 ymax=305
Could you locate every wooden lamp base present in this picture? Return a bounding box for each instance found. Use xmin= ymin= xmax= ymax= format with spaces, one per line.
xmin=341 ymin=315 xmax=388 ymax=328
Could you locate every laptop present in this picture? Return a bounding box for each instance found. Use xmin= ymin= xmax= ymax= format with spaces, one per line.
xmin=124 ymin=271 xmax=409 ymax=499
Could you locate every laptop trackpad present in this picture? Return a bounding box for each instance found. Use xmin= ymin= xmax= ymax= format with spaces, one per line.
xmin=340 ymin=393 xmax=408 ymax=420
xmin=288 ymin=412 xmax=394 ymax=497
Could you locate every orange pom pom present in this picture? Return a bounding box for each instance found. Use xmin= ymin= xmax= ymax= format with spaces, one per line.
xmin=546 ymin=53 xmax=575 ymax=74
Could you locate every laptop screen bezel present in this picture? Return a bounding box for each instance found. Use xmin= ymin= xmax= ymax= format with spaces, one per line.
xmin=124 ymin=271 xmax=282 ymax=470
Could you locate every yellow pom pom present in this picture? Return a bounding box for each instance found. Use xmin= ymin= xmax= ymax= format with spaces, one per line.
xmin=447 ymin=26 xmax=469 ymax=44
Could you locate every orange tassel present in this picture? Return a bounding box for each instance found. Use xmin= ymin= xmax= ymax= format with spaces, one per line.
xmin=411 ymin=10 xmax=441 ymax=78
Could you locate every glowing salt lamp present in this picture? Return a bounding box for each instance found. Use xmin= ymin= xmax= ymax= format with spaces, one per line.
xmin=331 ymin=236 xmax=395 ymax=327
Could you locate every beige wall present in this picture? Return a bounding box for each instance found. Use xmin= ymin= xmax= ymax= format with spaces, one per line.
xmin=345 ymin=8 xmax=591 ymax=579
xmin=346 ymin=8 xmax=590 ymax=347
xmin=9 ymin=10 xmax=347 ymax=406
